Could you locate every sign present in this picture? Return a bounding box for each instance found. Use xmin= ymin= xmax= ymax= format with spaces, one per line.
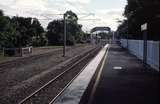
xmin=141 ymin=23 xmax=147 ymax=31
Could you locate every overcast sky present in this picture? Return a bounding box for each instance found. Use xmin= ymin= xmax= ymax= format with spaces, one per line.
xmin=0 ymin=0 xmax=127 ymax=31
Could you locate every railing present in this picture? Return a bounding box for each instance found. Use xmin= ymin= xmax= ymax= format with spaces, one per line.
xmin=120 ymin=39 xmax=159 ymax=71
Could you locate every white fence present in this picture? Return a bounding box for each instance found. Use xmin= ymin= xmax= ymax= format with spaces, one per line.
xmin=120 ymin=39 xmax=159 ymax=71
xmin=3 ymin=47 xmax=32 ymax=57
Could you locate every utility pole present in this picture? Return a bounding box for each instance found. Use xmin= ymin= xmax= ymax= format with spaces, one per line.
xmin=63 ymin=13 xmax=67 ymax=57
xmin=127 ymin=19 xmax=129 ymax=49
xmin=62 ymin=16 xmax=99 ymax=57
xmin=38 ymin=12 xmax=96 ymax=57
xmin=16 ymin=14 xmax=22 ymax=56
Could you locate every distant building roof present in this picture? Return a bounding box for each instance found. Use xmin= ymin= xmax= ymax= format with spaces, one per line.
xmin=91 ymin=27 xmax=111 ymax=33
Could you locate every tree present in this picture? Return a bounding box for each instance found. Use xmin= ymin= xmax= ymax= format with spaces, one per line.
xmin=65 ymin=10 xmax=84 ymax=44
xmin=65 ymin=10 xmax=78 ymax=23
xmin=98 ymin=32 xmax=111 ymax=39
xmin=0 ymin=10 xmax=4 ymax=16
xmin=31 ymin=18 xmax=47 ymax=46
xmin=0 ymin=10 xmax=17 ymax=48
xmin=11 ymin=16 xmax=33 ymax=47
xmin=118 ymin=0 xmax=160 ymax=40
xmin=11 ymin=16 xmax=46 ymax=47
xmin=46 ymin=19 xmax=64 ymax=45
xmin=0 ymin=9 xmax=46 ymax=48
xmin=46 ymin=10 xmax=84 ymax=45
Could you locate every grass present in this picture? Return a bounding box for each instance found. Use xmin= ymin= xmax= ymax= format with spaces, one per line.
xmin=0 ymin=52 xmax=10 ymax=62
xmin=34 ymin=45 xmax=63 ymax=49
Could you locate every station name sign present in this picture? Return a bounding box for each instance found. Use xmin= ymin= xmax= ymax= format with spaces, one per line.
xmin=141 ymin=23 xmax=147 ymax=31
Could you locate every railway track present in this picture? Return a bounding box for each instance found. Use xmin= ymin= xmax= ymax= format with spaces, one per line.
xmin=17 ymin=47 xmax=101 ymax=104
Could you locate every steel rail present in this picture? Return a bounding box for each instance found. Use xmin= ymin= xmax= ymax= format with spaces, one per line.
xmin=18 ymin=47 xmax=99 ymax=104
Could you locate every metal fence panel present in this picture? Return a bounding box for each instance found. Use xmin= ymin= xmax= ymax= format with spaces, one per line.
xmin=121 ymin=39 xmax=159 ymax=71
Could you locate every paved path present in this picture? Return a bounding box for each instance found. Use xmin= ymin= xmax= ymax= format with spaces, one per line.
xmin=80 ymin=44 xmax=159 ymax=104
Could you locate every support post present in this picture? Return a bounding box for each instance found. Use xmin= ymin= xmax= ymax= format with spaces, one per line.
xmin=63 ymin=14 xmax=66 ymax=57
xmin=143 ymin=30 xmax=147 ymax=66
xmin=141 ymin=23 xmax=147 ymax=66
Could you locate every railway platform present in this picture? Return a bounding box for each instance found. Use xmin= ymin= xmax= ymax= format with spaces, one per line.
xmin=53 ymin=44 xmax=159 ymax=104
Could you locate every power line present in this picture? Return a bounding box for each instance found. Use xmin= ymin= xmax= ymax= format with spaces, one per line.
xmin=79 ymin=19 xmax=101 ymax=21
xmin=64 ymin=0 xmax=93 ymax=17
xmin=64 ymin=0 xmax=82 ymax=13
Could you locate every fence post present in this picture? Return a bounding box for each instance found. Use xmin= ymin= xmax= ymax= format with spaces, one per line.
xmin=3 ymin=48 xmax=5 ymax=56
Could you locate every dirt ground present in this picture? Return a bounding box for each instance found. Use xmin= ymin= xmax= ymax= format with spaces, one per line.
xmin=0 ymin=44 xmax=96 ymax=103
xmin=0 ymin=45 xmax=68 ymax=63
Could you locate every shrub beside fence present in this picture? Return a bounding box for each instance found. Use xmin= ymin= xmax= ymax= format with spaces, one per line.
xmin=120 ymin=39 xmax=159 ymax=71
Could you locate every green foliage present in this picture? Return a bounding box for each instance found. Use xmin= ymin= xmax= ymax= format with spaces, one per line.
xmin=0 ymin=9 xmax=47 ymax=48
xmin=0 ymin=9 xmax=85 ymax=48
xmin=31 ymin=18 xmax=47 ymax=46
xmin=47 ymin=20 xmax=64 ymax=45
xmin=118 ymin=0 xmax=160 ymax=40
xmin=0 ymin=10 xmax=3 ymax=16
xmin=32 ymin=33 xmax=48 ymax=46
xmin=11 ymin=16 xmax=33 ymax=47
xmin=0 ymin=13 xmax=17 ymax=48
xmin=65 ymin=10 xmax=78 ymax=23
xmin=46 ymin=10 xmax=84 ymax=46
xmin=98 ymin=32 xmax=112 ymax=39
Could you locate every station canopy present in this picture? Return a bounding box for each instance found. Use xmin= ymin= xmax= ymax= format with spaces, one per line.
xmin=91 ymin=27 xmax=111 ymax=34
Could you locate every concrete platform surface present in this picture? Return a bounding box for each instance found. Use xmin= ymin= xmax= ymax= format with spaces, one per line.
xmin=80 ymin=44 xmax=159 ymax=104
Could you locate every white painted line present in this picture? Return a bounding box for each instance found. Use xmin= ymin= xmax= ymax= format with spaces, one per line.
xmin=87 ymin=45 xmax=110 ymax=104
xmin=113 ymin=66 xmax=123 ymax=70
xmin=52 ymin=44 xmax=109 ymax=104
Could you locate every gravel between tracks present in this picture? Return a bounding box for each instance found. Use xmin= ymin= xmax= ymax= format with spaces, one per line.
xmin=22 ymin=47 xmax=101 ymax=104
xmin=0 ymin=44 xmax=97 ymax=104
